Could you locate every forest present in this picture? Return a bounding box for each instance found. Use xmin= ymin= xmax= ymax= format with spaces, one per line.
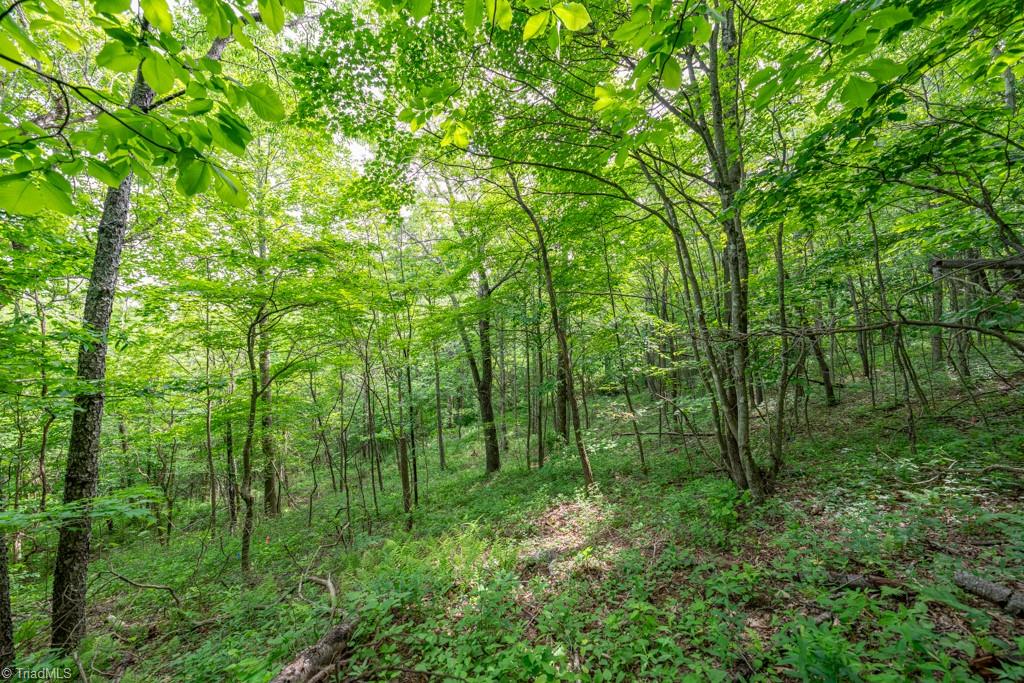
xmin=1 ymin=0 xmax=1023 ymax=679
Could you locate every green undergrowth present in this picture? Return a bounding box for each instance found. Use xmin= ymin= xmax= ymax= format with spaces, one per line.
xmin=13 ymin=373 xmax=1024 ymax=681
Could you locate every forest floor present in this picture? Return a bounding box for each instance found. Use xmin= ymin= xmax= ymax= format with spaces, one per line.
xmin=13 ymin=367 xmax=1024 ymax=681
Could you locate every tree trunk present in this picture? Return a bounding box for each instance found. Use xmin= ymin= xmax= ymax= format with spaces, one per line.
xmin=260 ymin=321 xmax=279 ymax=515
xmin=554 ymin=358 xmax=569 ymax=442
xmin=811 ymin=320 xmax=838 ymax=406
xmin=535 ymin=293 xmax=546 ymax=468
xmin=205 ymin=307 xmax=217 ymax=533
xmin=0 ymin=532 xmax=12 ymax=669
xmin=51 ymin=71 xmax=154 ymax=651
xmin=477 ymin=301 xmax=501 ymax=474
xmin=240 ymin=311 xmax=266 ymax=573
xmin=0 ymin=532 xmax=11 ymax=671
xmin=930 ymin=264 xmax=944 ymax=363
xmin=847 ymin=277 xmax=871 ymax=377
xmin=397 ymin=436 xmax=412 ymax=530
xmin=452 ymin=279 xmax=501 ymax=475
xmin=432 ymin=344 xmax=445 ymax=470
xmin=225 ymin=420 xmax=238 ymax=532
xmin=508 ymin=172 xmax=593 ymax=487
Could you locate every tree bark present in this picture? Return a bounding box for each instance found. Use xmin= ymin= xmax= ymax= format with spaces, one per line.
xmin=432 ymin=344 xmax=445 ymax=470
xmin=930 ymin=264 xmax=944 ymax=363
xmin=810 ymin=320 xmax=838 ymax=406
xmin=0 ymin=532 xmax=13 ymax=669
xmin=51 ymin=70 xmax=154 ymax=651
xmin=269 ymin=618 xmax=359 ymax=683
xmin=260 ymin=320 xmax=279 ymax=515
xmin=225 ymin=421 xmax=238 ymax=531
xmin=477 ymin=291 xmax=501 ymax=474
xmin=554 ymin=360 xmax=568 ymax=442
xmin=205 ymin=303 xmax=217 ymax=533
xmin=240 ymin=311 xmax=265 ymax=573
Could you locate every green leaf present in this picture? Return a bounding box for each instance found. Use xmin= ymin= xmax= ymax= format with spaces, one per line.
xmin=747 ymin=66 xmax=775 ymax=89
xmin=486 ymin=0 xmax=512 ymax=31
xmin=440 ymin=119 xmax=470 ymax=148
xmin=410 ymin=0 xmax=432 ymax=21
xmin=212 ymin=165 xmax=247 ymax=207
xmin=661 ymin=55 xmax=681 ymax=90
xmin=186 ymin=98 xmax=215 ymax=115
xmin=0 ymin=176 xmax=39 ymax=214
xmin=140 ymin=0 xmax=173 ymax=33
xmin=840 ymin=75 xmax=877 ymax=109
xmin=257 ymin=0 xmax=285 ymax=33
xmin=863 ymin=57 xmax=905 ymax=82
xmin=209 ymin=112 xmax=252 ymax=155
xmin=612 ymin=8 xmax=648 ymax=43
xmin=141 ymin=54 xmax=176 ymax=93
xmin=176 ymin=158 xmax=211 ymax=195
xmin=36 ymin=180 xmax=74 ymax=215
xmin=464 ymin=0 xmax=483 ymax=32
xmin=523 ymin=11 xmax=549 ymax=40
xmin=282 ymin=0 xmax=304 ymax=13
xmin=231 ymin=23 xmax=253 ymax=49
xmin=86 ymin=159 xmax=126 ymax=188
xmin=553 ymin=2 xmax=590 ymax=31
xmin=0 ymin=175 xmax=74 ymax=215
xmin=96 ymin=41 xmax=140 ymax=73
xmin=547 ymin=21 xmax=559 ymax=52
xmin=94 ymin=0 xmax=131 ymax=14
xmin=245 ymin=82 xmax=286 ymax=122
xmin=0 ymin=31 xmax=23 ymax=68
xmin=687 ymin=15 xmax=711 ymax=44
xmin=593 ymin=85 xmax=614 ymax=111
xmin=4 ymin=16 xmax=45 ymax=63
xmin=868 ymin=6 xmax=913 ymax=30
xmin=56 ymin=27 xmax=81 ymax=52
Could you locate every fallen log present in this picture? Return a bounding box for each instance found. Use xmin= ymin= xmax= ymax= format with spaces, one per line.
xmin=930 ymin=257 xmax=1024 ymax=271
xmin=979 ymin=464 xmax=1024 ymax=477
xmin=824 ymin=572 xmax=909 ymax=592
xmin=954 ymin=570 xmax=1024 ymax=616
xmin=612 ymin=431 xmax=716 ymax=437
xmin=802 ymin=569 xmax=1024 ymax=617
xmin=270 ymin=617 xmax=359 ymax=683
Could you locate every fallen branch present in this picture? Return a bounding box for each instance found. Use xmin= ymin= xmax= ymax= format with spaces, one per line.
xmin=612 ymin=431 xmax=716 ymax=437
xmin=306 ymin=575 xmax=338 ymax=619
xmin=270 ymin=617 xmax=359 ymax=683
xmin=824 ymin=571 xmax=909 ymax=592
xmin=103 ymin=564 xmax=181 ymax=607
xmin=979 ymin=464 xmax=1024 ymax=476
xmin=930 ymin=256 xmax=1024 ymax=271
xmin=954 ymin=570 xmax=1024 ymax=616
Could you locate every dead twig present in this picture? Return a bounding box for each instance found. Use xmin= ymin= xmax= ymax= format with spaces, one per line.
xmin=306 ymin=575 xmax=338 ymax=619
xmin=103 ymin=564 xmax=182 ymax=607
